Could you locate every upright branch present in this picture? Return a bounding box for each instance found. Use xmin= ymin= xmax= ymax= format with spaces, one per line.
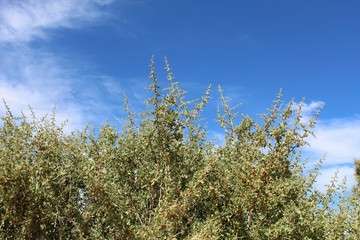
xmin=216 ymin=85 xmax=240 ymax=140
xmin=147 ymin=55 xmax=161 ymax=111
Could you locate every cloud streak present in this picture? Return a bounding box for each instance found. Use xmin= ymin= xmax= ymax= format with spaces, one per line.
xmin=0 ymin=0 xmax=119 ymax=131
xmin=0 ymin=0 xmax=113 ymax=44
xmin=0 ymin=46 xmax=86 ymax=131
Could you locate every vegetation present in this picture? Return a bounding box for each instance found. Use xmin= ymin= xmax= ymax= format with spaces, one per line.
xmin=0 ymin=57 xmax=359 ymax=239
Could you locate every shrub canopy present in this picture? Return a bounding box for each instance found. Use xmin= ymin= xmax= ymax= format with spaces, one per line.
xmin=0 ymin=58 xmax=359 ymax=239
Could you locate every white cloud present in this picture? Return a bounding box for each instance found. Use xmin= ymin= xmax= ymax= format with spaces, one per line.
xmin=0 ymin=0 xmax=118 ymax=131
xmin=0 ymin=44 xmax=137 ymax=132
xmin=308 ymin=119 xmax=360 ymax=165
xmin=0 ymin=46 xmax=86 ymax=132
xmin=296 ymin=101 xmax=360 ymax=192
xmin=306 ymin=117 xmax=360 ymax=191
xmin=0 ymin=0 xmax=113 ymax=43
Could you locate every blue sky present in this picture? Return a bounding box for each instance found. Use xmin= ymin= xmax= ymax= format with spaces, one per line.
xmin=1 ymin=0 xmax=359 ymax=191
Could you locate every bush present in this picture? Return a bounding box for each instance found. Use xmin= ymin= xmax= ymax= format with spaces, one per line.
xmin=0 ymin=57 xmax=359 ymax=239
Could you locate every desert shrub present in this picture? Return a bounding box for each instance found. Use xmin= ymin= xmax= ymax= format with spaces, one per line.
xmin=0 ymin=107 xmax=85 ymax=239
xmin=0 ymin=57 xmax=358 ymax=239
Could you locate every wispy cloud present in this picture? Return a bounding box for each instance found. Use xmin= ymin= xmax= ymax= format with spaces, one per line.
xmin=0 ymin=0 xmax=113 ymax=44
xmin=0 ymin=0 xmax=119 ymax=131
xmin=0 ymin=46 xmax=86 ymax=131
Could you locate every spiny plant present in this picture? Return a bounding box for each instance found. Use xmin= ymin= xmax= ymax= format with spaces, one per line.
xmin=0 ymin=57 xmax=359 ymax=239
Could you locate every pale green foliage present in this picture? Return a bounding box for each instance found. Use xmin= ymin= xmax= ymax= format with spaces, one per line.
xmin=0 ymin=106 xmax=84 ymax=239
xmin=0 ymin=57 xmax=359 ymax=239
xmin=355 ymin=159 xmax=360 ymax=186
